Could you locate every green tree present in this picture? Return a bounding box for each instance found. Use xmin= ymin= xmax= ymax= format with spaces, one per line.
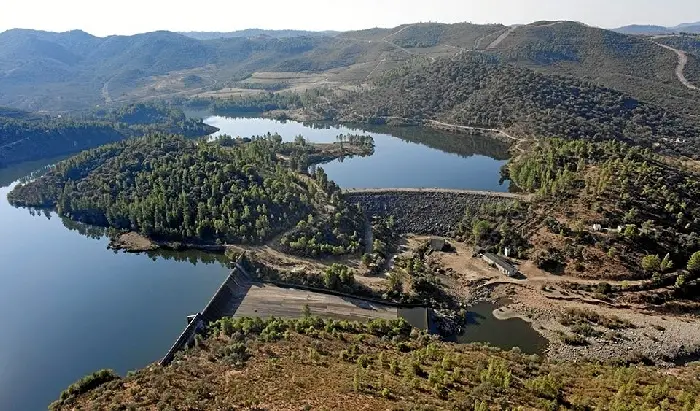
xmin=688 ymin=251 xmax=700 ymax=273
xmin=675 ymin=273 xmax=687 ymax=288
xmin=660 ymin=253 xmax=674 ymax=272
xmin=302 ymin=304 xmax=311 ymax=317
xmin=472 ymin=220 xmax=491 ymax=244
xmin=641 ymin=255 xmax=661 ymax=273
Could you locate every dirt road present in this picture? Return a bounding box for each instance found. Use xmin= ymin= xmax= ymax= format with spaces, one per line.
xmin=487 ymin=26 xmax=518 ymax=49
xmin=653 ymin=41 xmax=699 ymax=90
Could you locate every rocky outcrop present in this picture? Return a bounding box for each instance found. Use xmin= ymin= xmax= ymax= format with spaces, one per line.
xmin=344 ymin=189 xmax=520 ymax=236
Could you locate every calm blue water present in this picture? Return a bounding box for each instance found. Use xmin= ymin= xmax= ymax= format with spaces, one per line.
xmin=0 ymin=117 xmax=510 ymax=410
xmin=206 ymin=116 xmax=511 ymax=191
xmin=0 ymin=180 xmax=229 ymax=410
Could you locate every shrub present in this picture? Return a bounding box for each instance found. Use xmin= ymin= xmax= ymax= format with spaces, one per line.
xmin=561 ymin=333 xmax=588 ymax=346
xmin=641 ymin=254 xmax=661 ymax=273
xmin=479 ymin=358 xmax=512 ymax=390
xmin=390 ymin=359 xmax=400 ymax=375
xmin=51 ymin=369 xmax=119 ymax=409
xmin=571 ymin=323 xmax=600 ymax=337
xmin=356 ymin=354 xmax=372 ymax=369
xmin=526 ymin=373 xmax=563 ymax=400
xmin=688 ymin=251 xmax=700 ymax=272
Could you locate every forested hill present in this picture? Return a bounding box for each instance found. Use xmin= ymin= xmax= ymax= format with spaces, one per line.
xmin=7 ymin=134 xmax=366 ymax=254
xmin=0 ymin=103 xmax=215 ymax=167
xmin=483 ymin=22 xmax=700 ymax=116
xmin=504 ymin=138 xmax=700 ymax=282
xmin=335 ymin=55 xmax=700 ymax=158
xmin=613 ymin=22 xmax=700 ymax=35
xmin=656 ymin=35 xmax=700 ymax=58
xmin=180 ymin=29 xmax=338 ymax=40
xmin=2 ymin=21 xmax=699 ymax=114
xmin=0 ymin=29 xmax=362 ymax=111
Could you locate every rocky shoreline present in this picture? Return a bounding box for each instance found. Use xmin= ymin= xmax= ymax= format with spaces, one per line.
xmin=487 ymin=291 xmax=700 ymax=367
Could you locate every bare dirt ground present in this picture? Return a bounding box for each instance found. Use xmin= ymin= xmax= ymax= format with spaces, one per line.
xmin=233 ymin=283 xmax=398 ymax=321
xmin=404 ymin=235 xmax=700 ymax=365
xmin=110 ymin=232 xmax=157 ymax=252
xmin=226 ymin=243 xmax=389 ymax=292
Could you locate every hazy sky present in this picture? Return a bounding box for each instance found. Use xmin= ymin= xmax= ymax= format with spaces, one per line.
xmin=1 ymin=0 xmax=698 ymax=36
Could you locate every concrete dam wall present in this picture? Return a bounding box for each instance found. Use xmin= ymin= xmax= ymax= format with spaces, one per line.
xmin=344 ymin=188 xmax=521 ymax=236
xmin=160 ymin=259 xmax=251 ymax=366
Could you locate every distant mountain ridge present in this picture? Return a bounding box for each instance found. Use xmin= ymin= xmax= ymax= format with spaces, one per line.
xmin=179 ymin=29 xmax=338 ymax=40
xmin=0 ymin=21 xmax=698 ymax=116
xmin=613 ymin=22 xmax=700 ymax=35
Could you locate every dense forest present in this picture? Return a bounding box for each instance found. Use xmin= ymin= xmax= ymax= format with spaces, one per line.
xmin=8 ymin=133 xmax=368 ymax=253
xmin=460 ymin=138 xmax=700 ymax=287
xmin=0 ymin=103 xmax=215 ymax=167
xmin=184 ymin=93 xmax=305 ymax=114
xmin=335 ymin=55 xmax=700 ymax=158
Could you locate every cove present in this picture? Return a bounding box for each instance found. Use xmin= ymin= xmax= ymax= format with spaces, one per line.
xmin=0 ymin=116 xmax=513 ymax=409
xmin=456 ymin=302 xmax=548 ymax=355
xmin=0 ymin=177 xmax=230 ymax=411
xmin=205 ymin=116 xmax=511 ymax=191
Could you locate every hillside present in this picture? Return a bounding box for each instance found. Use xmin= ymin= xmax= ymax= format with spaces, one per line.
xmin=50 ymin=316 xmax=700 ymax=411
xmin=485 ymin=22 xmax=699 ymax=116
xmin=2 ymin=21 xmax=700 ymax=115
xmin=332 ymin=55 xmax=700 ymax=158
xmin=461 ymin=137 xmax=700 ymax=286
xmin=180 ymin=29 xmax=339 ymax=40
xmin=7 ymin=133 xmax=371 ymax=255
xmin=0 ymin=103 xmax=215 ymax=166
xmin=656 ymin=34 xmax=700 ymax=57
xmin=614 ymin=22 xmax=700 ymax=35
xmin=613 ymin=25 xmax=674 ymax=35
xmin=0 ymin=29 xmax=372 ymax=110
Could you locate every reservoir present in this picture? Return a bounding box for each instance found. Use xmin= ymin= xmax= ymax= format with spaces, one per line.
xmin=205 ymin=116 xmax=511 ymax=191
xmin=0 ymin=117 xmax=512 ymax=409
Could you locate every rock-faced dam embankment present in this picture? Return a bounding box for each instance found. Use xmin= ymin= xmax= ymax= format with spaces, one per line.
xmin=343 ymin=188 xmax=523 ymax=236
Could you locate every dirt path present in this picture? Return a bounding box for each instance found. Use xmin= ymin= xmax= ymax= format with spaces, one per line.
xmin=425 ymin=119 xmax=528 ymax=153
xmin=652 ymin=41 xmax=699 ymax=90
xmin=101 ymin=77 xmax=114 ymax=104
xmin=487 ymin=26 xmax=518 ymax=49
xmin=420 ymin=239 xmax=700 ymax=365
xmin=426 ymin=119 xmax=517 ymax=140
xmin=365 ymin=58 xmax=387 ymax=81
xmin=444 ymin=44 xmax=467 ymax=57
xmin=359 ymin=116 xmax=529 ymax=154
xmin=382 ymin=25 xmax=413 ymax=41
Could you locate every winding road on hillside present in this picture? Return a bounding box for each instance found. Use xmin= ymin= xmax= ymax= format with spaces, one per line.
xmin=652 ymin=41 xmax=698 ymax=90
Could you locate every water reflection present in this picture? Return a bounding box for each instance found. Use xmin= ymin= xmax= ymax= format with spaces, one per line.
xmin=455 ymin=302 xmax=548 ymax=354
xmin=0 ymin=155 xmax=68 ymax=188
xmin=301 ymin=121 xmax=511 ymax=161
xmin=206 ymin=116 xmax=510 ymax=191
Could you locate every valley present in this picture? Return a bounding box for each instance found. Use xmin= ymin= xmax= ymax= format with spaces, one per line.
xmin=2 ymin=15 xmax=700 ymax=411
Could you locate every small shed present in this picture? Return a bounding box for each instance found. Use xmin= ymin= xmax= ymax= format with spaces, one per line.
xmin=482 ymin=253 xmax=519 ymax=277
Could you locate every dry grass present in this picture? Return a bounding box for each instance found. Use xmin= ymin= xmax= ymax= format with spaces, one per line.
xmin=55 ymin=317 xmax=700 ymax=411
